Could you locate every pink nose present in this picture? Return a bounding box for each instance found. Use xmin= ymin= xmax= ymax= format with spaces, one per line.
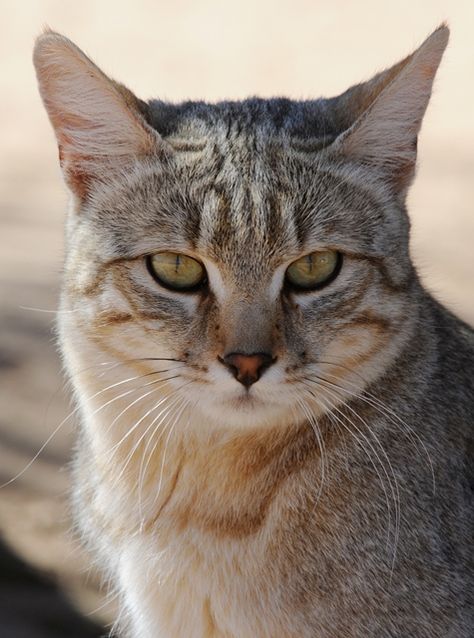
xmin=219 ymin=352 xmax=275 ymax=387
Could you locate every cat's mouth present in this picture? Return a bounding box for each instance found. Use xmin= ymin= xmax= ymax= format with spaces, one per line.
xmin=226 ymin=390 xmax=262 ymax=410
xmin=221 ymin=382 xmax=292 ymax=415
xmin=186 ymin=365 xmax=297 ymax=427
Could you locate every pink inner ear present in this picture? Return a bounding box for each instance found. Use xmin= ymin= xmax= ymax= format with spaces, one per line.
xmin=335 ymin=54 xmax=414 ymax=131
xmin=34 ymin=31 xmax=161 ymax=201
xmin=57 ymin=144 xmax=90 ymax=201
xmin=333 ymin=25 xmax=449 ymax=195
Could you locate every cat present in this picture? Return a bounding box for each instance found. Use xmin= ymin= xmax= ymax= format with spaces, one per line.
xmin=33 ymin=24 xmax=473 ymax=638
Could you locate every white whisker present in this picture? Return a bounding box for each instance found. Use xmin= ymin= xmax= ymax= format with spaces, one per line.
xmin=0 ymin=368 xmax=182 ymax=489
xmin=316 ymin=362 xmax=435 ymax=493
xmin=302 ymin=377 xmax=400 ymax=574
xmin=293 ymin=391 xmax=327 ymax=510
xmin=138 ymin=394 xmax=190 ymax=524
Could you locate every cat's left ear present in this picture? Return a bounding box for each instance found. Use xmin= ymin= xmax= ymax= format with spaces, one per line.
xmin=33 ymin=30 xmax=166 ymax=201
xmin=332 ymin=25 xmax=449 ymax=197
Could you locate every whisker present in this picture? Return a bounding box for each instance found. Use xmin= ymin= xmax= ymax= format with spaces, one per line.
xmin=152 ymin=395 xmax=191 ymax=506
xmin=0 ymin=369 xmax=182 ymax=490
xmin=103 ymin=387 xmax=170 ymax=440
xmin=0 ymin=414 xmax=75 ymax=489
xmin=302 ymin=377 xmax=400 ymax=572
xmin=112 ymin=381 xmax=193 ymax=486
xmin=104 ymin=392 xmax=174 ymax=465
xmin=70 ymin=360 xmax=186 ymax=382
xmin=84 ymin=374 xmax=183 ymax=428
xmin=19 ymin=305 xmax=80 ymax=314
xmin=293 ymin=391 xmax=327 ymax=510
xmin=104 ymin=377 xmax=187 ymax=466
xmin=138 ymin=393 xmax=191 ymax=522
xmin=300 ymin=382 xmax=392 ymax=529
xmin=306 ymin=386 xmax=397 ymax=575
xmin=315 ymin=361 xmax=435 ymax=493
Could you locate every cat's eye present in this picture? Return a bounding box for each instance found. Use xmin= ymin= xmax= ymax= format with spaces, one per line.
xmin=146 ymin=252 xmax=207 ymax=291
xmin=285 ymin=250 xmax=341 ymax=291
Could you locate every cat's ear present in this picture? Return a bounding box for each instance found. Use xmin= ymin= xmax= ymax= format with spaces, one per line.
xmin=332 ymin=25 xmax=449 ymax=196
xmin=33 ymin=30 xmax=163 ymax=201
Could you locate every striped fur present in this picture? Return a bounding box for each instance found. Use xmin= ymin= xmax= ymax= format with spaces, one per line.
xmin=34 ymin=25 xmax=473 ymax=637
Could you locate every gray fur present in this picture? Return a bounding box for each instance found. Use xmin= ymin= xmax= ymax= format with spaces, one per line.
xmin=34 ymin=26 xmax=473 ymax=637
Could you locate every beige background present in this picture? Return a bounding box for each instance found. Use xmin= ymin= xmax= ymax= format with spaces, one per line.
xmin=0 ymin=0 xmax=473 ymax=625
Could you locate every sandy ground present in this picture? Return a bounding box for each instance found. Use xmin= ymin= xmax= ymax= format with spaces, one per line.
xmin=0 ymin=0 xmax=473 ymax=633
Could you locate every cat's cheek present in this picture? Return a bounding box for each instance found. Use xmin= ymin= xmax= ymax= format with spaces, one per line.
xmin=316 ymin=316 xmax=405 ymax=397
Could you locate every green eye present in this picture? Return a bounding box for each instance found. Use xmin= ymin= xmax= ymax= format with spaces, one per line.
xmin=286 ymin=250 xmax=341 ymax=290
xmin=147 ymin=252 xmax=206 ymax=291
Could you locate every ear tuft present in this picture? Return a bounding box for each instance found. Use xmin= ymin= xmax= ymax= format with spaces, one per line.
xmin=33 ymin=31 xmax=159 ymax=198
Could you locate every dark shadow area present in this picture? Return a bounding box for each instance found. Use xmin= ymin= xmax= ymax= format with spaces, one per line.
xmin=0 ymin=536 xmax=106 ymax=638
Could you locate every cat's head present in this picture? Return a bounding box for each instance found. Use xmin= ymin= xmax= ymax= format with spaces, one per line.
xmin=34 ymin=27 xmax=448 ymax=431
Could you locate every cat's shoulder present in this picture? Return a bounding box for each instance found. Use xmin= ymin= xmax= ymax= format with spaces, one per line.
xmin=425 ymin=295 xmax=474 ymax=417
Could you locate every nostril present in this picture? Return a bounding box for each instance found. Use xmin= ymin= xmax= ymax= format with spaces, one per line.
xmin=218 ymin=352 xmax=276 ymax=387
xmin=217 ymin=355 xmax=238 ymax=377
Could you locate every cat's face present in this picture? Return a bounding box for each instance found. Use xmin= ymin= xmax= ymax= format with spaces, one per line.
xmin=60 ymin=130 xmax=414 ymax=430
xmin=34 ymin=28 xmax=447 ymax=432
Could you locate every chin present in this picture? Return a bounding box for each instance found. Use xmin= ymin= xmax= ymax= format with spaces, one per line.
xmin=190 ymin=384 xmax=300 ymax=431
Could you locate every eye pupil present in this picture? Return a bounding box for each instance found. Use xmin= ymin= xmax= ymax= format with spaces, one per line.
xmin=286 ymin=250 xmax=341 ymax=291
xmin=147 ymin=252 xmax=206 ymax=292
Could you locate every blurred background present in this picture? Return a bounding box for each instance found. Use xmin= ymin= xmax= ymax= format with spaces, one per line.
xmin=0 ymin=0 xmax=473 ymax=635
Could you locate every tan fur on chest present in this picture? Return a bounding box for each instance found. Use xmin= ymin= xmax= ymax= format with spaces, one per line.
xmin=159 ymin=425 xmax=315 ymax=536
xmin=111 ymin=425 xmax=327 ymax=638
xmin=77 ymin=411 xmax=332 ymax=636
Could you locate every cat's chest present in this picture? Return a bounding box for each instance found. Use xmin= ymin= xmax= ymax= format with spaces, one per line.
xmin=116 ymin=454 xmax=345 ymax=638
xmin=86 ymin=421 xmax=389 ymax=637
xmin=117 ymin=469 xmax=380 ymax=638
xmin=119 ymin=522 xmax=282 ymax=638
xmin=115 ymin=449 xmax=319 ymax=637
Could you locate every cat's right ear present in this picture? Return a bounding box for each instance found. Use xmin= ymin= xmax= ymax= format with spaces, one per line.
xmin=33 ymin=31 xmax=165 ymax=202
